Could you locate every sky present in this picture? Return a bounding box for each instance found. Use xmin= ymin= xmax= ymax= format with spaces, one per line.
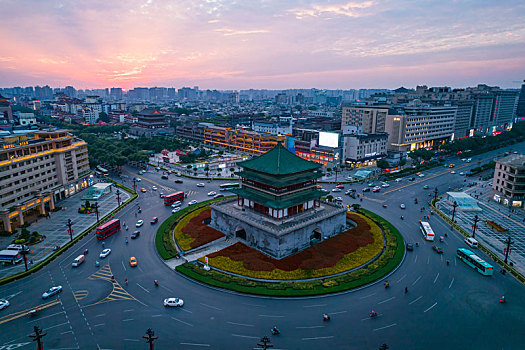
xmin=0 ymin=0 xmax=524 ymax=90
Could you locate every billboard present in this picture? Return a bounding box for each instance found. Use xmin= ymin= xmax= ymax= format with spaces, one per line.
xmin=286 ymin=136 xmax=295 ymax=154
xmin=319 ymin=132 xmax=339 ymax=148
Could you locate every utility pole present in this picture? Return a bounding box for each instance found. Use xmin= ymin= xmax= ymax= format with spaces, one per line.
xmin=20 ymin=245 xmax=30 ymax=272
xmin=66 ymin=218 xmax=73 ymax=241
xmin=94 ymin=202 xmax=100 ymax=223
xmin=133 ymin=178 xmax=137 ymax=191
xmin=143 ymin=328 xmax=157 ymax=350
xmin=29 ymin=326 xmax=46 ymax=350
xmin=257 ymin=336 xmax=273 ymax=350
xmin=433 ymin=187 xmax=439 ymax=202
xmin=472 ymin=214 xmax=480 ymax=238
xmin=116 ymin=189 xmax=121 ymax=208
xmin=451 ymin=201 xmax=458 ymax=223
xmin=504 ymin=235 xmax=514 ymax=264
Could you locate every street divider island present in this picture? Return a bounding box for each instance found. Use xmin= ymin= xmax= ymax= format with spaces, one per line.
xmin=156 ymin=197 xmax=404 ymax=296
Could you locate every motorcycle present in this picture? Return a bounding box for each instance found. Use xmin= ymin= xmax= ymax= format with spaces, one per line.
xmin=154 ymin=280 xmax=159 ymax=287
xmin=323 ymin=314 xmax=330 ymax=321
xmin=271 ymin=327 xmax=280 ymax=335
xmin=84 ymin=249 xmax=89 ymax=255
xmin=384 ymin=282 xmax=390 ymax=289
xmin=369 ymin=311 xmax=378 ymax=318
xmin=499 ymin=296 xmax=505 ymax=303
xmin=27 ymin=308 xmax=38 ymax=317
xmin=95 ymin=261 xmax=100 ymax=267
xmin=400 ymin=216 xmax=404 ymax=220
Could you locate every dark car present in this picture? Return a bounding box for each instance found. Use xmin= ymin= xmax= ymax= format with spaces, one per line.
xmin=406 ymin=243 xmax=414 ymax=251
xmin=175 ymin=180 xmax=183 ymax=184
xmin=362 ymin=188 xmax=370 ymax=192
xmin=432 ymin=245 xmax=443 ymax=254
xmin=151 ymin=217 xmax=159 ymax=224
xmin=408 ymin=177 xmax=416 ymax=181
xmin=131 ymin=230 xmax=140 ymax=239
xmin=161 ymin=175 xmax=169 ymax=179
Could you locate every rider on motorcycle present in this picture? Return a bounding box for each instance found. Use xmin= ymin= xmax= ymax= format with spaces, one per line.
xmin=384 ymin=281 xmax=389 ymax=288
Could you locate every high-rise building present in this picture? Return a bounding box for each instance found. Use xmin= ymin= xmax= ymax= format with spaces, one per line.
xmin=341 ymin=105 xmax=391 ymax=133
xmin=110 ymin=88 xmax=123 ymax=101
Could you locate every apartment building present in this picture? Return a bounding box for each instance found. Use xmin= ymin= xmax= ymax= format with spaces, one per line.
xmin=204 ymin=126 xmax=285 ymax=155
xmin=0 ymin=130 xmax=92 ymax=232
xmin=341 ymin=105 xmax=392 ymax=133
xmin=385 ymin=104 xmax=457 ymax=152
xmin=492 ymin=154 xmax=525 ymax=208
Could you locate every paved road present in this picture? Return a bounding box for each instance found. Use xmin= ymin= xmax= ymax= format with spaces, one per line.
xmin=1 ymin=147 xmax=525 ymax=349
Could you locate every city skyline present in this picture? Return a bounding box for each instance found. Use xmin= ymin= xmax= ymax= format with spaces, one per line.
xmin=1 ymin=0 xmax=524 ymax=89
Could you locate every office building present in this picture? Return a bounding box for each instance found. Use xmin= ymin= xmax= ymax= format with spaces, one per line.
xmin=385 ymin=104 xmax=456 ymax=152
xmin=342 ymin=132 xmax=388 ymax=168
xmin=252 ymin=120 xmax=292 ymax=136
xmin=492 ymin=154 xmax=525 ymax=208
xmin=0 ymin=130 xmax=92 ymax=232
xmin=341 ymin=105 xmax=390 ymax=133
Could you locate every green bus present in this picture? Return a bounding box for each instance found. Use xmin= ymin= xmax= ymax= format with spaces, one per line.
xmin=456 ymin=248 xmax=493 ymax=276
xmin=220 ymin=183 xmax=240 ymax=191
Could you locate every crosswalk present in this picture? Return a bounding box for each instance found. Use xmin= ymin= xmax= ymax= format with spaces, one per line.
xmin=73 ymin=290 xmax=89 ymax=301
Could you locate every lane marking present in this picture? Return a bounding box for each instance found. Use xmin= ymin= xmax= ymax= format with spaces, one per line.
xmin=200 ymin=303 xmax=222 ymax=311
xmin=151 ymin=314 xmax=163 ymax=318
xmin=27 ymin=311 xmax=65 ymax=323
xmin=361 ymin=314 xmax=382 ymax=321
xmin=330 ymin=310 xmax=347 ymax=315
xmin=396 ymin=274 xmax=407 ymax=283
xmin=409 ymin=296 xmax=423 ymax=305
xmin=303 ymin=304 xmax=327 ymax=308
xmin=412 ymin=276 xmax=422 ymax=286
xmin=242 ymin=303 xmax=266 ymax=308
xmin=179 ymin=343 xmax=211 ymax=347
xmin=449 ymin=278 xmax=455 ymax=289
xmin=124 ymin=339 xmax=139 ymax=342
xmin=121 ymin=261 xmax=127 ymax=272
xmin=378 ymin=297 xmax=396 ymax=305
xmin=227 ymin=321 xmax=254 ymax=327
xmin=302 ymin=336 xmax=334 ymax=341
xmin=123 ymin=309 xmax=134 ymax=313
xmin=296 ymin=325 xmax=325 ymax=329
xmin=171 ymin=316 xmax=194 ymax=327
xmin=427 ymin=256 xmax=430 ymax=265
xmin=373 ymin=323 xmax=397 ymax=332
xmin=181 ymin=308 xmax=193 ymax=314
xmin=258 ymin=314 xmax=285 ymax=318
xmin=136 ymin=283 xmax=150 ymax=294
xmin=414 ymin=255 xmax=418 ymax=263
xmin=43 ymin=321 xmax=70 ymax=331
xmin=359 ymin=293 xmax=376 ymax=300
xmin=61 ymin=330 xmax=73 ymax=335
xmin=231 ymin=334 xmax=259 ymax=339
xmin=95 ymin=313 xmax=106 ymax=317
xmin=424 ymin=302 xmax=438 ymax=313
xmin=94 ymin=323 xmax=105 ymax=327
xmin=122 ymin=318 xmax=134 ymax=322
xmin=433 ymin=273 xmax=440 ymax=284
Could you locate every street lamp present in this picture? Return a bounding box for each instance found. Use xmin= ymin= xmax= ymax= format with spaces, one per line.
xmin=451 ymin=201 xmax=458 ymax=223
xmin=433 ymin=187 xmax=439 ymax=202
xmin=20 ymin=245 xmax=30 ymax=272
xmin=66 ymin=218 xmax=73 ymax=242
xmin=29 ymin=326 xmax=46 ymax=350
xmin=94 ymin=202 xmax=100 ymax=223
xmin=504 ymin=235 xmax=514 ymax=264
xmin=257 ymin=336 xmax=274 ymax=350
xmin=472 ymin=214 xmax=480 ymax=238
xmin=133 ymin=178 xmax=137 ymax=191
xmin=116 ymin=189 xmax=121 ymax=208
xmin=143 ymin=328 xmax=157 ymax=350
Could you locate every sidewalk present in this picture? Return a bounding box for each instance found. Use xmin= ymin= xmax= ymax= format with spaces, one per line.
xmin=0 ymin=186 xmax=131 ymax=279
xmin=164 ymin=237 xmax=237 ymax=269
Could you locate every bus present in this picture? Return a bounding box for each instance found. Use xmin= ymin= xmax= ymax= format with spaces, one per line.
xmin=96 ymin=166 xmax=109 ymax=176
xmin=0 ymin=249 xmax=23 ymax=264
xmin=96 ymin=219 xmax=121 ymax=240
xmin=456 ymin=248 xmax=494 ymax=276
xmin=419 ymin=221 xmax=435 ymax=241
xmin=220 ymin=183 xmax=240 ymax=191
xmin=164 ymin=191 xmax=185 ymax=206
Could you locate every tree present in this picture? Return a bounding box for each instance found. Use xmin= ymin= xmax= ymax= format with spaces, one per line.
xmin=399 ymin=158 xmax=407 ymax=166
xmin=327 ymin=168 xmax=332 ymax=173
xmin=326 ymin=195 xmax=334 ymax=202
xmin=204 ymin=166 xmax=210 ymax=176
xmin=376 ymin=159 xmax=390 ymax=170
xmin=98 ymin=112 xmax=110 ymax=123
xmin=351 ymin=203 xmax=361 ymax=211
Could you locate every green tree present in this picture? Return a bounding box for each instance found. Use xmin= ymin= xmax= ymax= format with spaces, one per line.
xmin=376 ymin=159 xmax=390 ymax=170
xmin=98 ymin=112 xmax=110 ymax=123
xmin=399 ymin=158 xmax=407 ymax=166
xmin=351 ymin=203 xmax=361 ymax=211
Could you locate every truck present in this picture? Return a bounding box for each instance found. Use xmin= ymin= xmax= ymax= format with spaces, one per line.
xmin=0 ymin=249 xmax=23 ymax=264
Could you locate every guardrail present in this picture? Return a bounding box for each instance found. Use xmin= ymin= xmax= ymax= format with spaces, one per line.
xmin=0 ymin=182 xmax=137 ymax=286
xmin=431 ymin=198 xmax=524 ymax=284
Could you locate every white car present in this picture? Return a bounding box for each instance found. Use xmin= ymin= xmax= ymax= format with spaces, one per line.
xmin=418 ymin=173 xmax=425 ymax=177
xmin=188 ymin=200 xmax=198 ymax=205
xmin=451 ymin=170 xmax=456 ymax=174
xmin=320 ymin=188 xmax=329 ymax=193
xmin=346 ymin=177 xmax=353 ymax=181
xmin=459 ymin=172 xmax=465 ymax=176
xmin=381 ymin=183 xmax=390 ymax=188
xmin=400 ymin=203 xmax=406 ymax=209
xmin=331 ymin=188 xmax=342 ymax=192
xmin=135 ymin=177 xmax=141 ymax=182
xmin=152 ymin=186 xmax=157 ymax=191
xmin=171 ymin=201 xmax=182 ymax=208
xmin=42 ymin=286 xmax=63 ymax=299
xmin=172 ymin=208 xmax=181 ymax=214
xmin=164 ymin=297 xmax=184 ymax=307
xmin=0 ymin=299 xmax=9 ymax=310
xmin=196 ymin=183 xmax=205 ymax=187
xmin=99 ymin=248 xmax=111 ymax=258
xmin=156 ymin=167 xmax=161 ymax=170
xmin=136 ymin=220 xmax=144 ymax=227
xmin=335 ymin=196 xmax=343 ymax=202
xmin=395 ymin=178 xmax=403 ymax=182
xmin=207 ymin=191 xmax=217 ymax=196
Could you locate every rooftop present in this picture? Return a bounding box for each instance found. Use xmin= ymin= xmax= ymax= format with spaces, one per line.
xmin=498 ymin=154 xmax=525 ymax=169
xmin=237 ymin=143 xmax=321 ymax=176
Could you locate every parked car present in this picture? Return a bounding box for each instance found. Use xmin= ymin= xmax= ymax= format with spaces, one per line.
xmin=450 ymin=171 xmax=456 ymax=174
xmin=151 ymin=217 xmax=159 ymax=224
xmin=395 ymin=178 xmax=402 ymax=182
xmin=335 ymin=196 xmax=343 ymax=202
xmin=131 ymin=231 xmax=140 ymax=239
xmin=164 ymin=297 xmax=184 ymax=307
xmin=423 ymin=185 xmax=430 ymax=189
xmin=42 ymin=286 xmax=62 ymax=299
xmin=135 ymin=177 xmax=141 ymax=182
xmin=129 ymin=257 xmax=138 ymax=267
xmin=381 ymin=183 xmax=390 ymax=188
xmin=99 ymin=248 xmax=111 ymax=258
xmin=372 ymin=187 xmax=380 ymax=193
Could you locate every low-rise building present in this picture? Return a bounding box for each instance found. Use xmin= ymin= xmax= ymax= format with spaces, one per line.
xmin=0 ymin=130 xmax=92 ymax=232
xmin=492 ymin=154 xmax=525 ymax=208
xmin=342 ymin=132 xmax=388 ymax=168
xmin=204 ymin=126 xmax=286 ymax=155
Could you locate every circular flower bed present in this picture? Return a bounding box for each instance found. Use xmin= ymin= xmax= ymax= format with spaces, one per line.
xmin=173 ymin=207 xmax=225 ymax=251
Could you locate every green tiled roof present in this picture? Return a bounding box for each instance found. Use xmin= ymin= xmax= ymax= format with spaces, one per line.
xmin=237 ymin=143 xmax=321 ymax=176
xmin=237 ymin=169 xmax=322 ymax=187
xmin=231 ymin=186 xmax=323 ymax=209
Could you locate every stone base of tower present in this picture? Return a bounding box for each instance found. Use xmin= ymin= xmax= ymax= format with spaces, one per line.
xmin=210 ymin=199 xmax=347 ymax=259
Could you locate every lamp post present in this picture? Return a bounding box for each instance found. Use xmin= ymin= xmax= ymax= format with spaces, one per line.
xmin=94 ymin=202 xmax=100 ymax=223
xmin=504 ymin=235 xmax=514 ymax=264
xmin=116 ymin=189 xmax=121 ymax=208
xmin=451 ymin=201 xmax=458 ymax=223
xmin=29 ymin=326 xmax=46 ymax=350
xmin=143 ymin=328 xmax=157 ymax=350
xmin=433 ymin=187 xmax=439 ymax=202
xmin=257 ymin=336 xmax=273 ymax=350
xmin=472 ymin=214 xmax=480 ymax=238
xmin=66 ymin=218 xmax=73 ymax=242
xmin=20 ymin=245 xmax=30 ymax=272
xmin=133 ymin=178 xmax=137 ymax=191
